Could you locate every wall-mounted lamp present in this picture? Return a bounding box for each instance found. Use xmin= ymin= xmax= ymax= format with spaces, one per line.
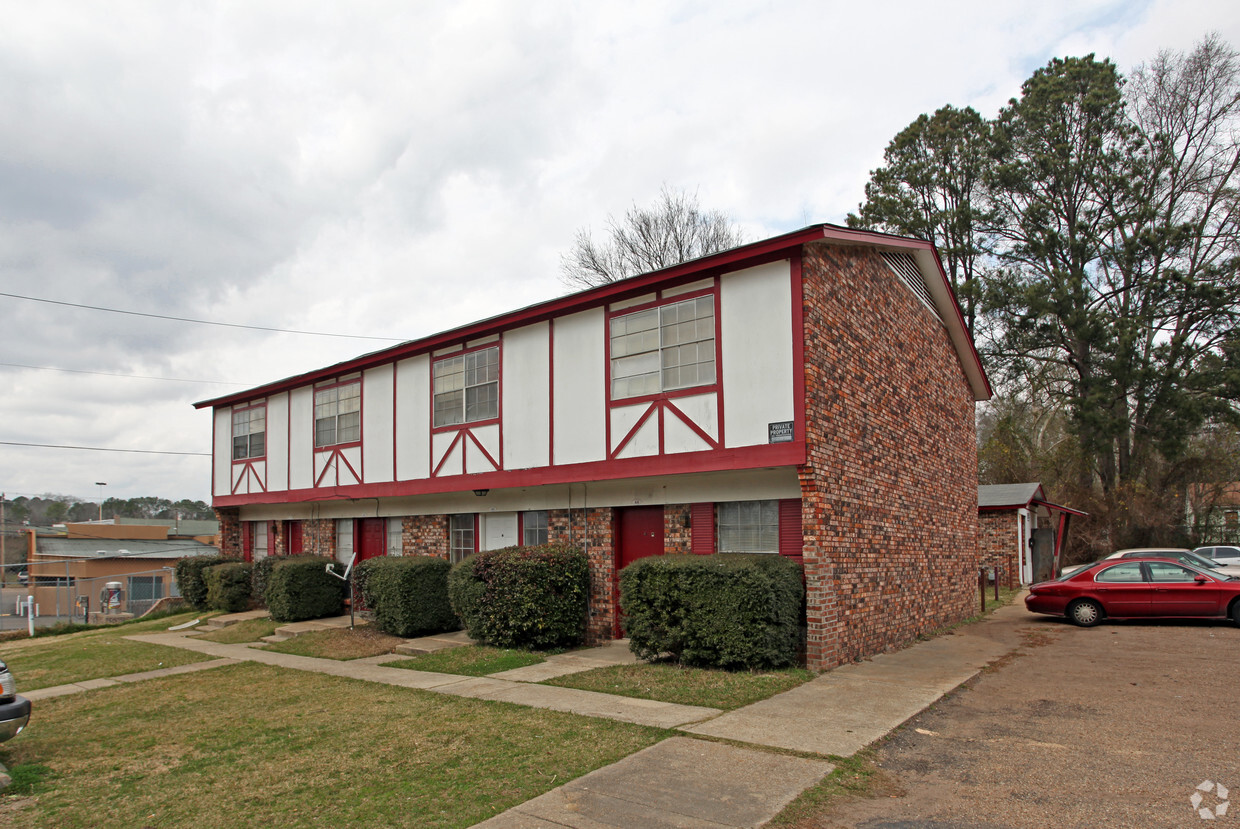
xmin=473 ymin=489 xmax=490 ymax=497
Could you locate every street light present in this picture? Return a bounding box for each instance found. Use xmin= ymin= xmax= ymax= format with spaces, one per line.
xmin=95 ymin=482 xmax=107 ymax=521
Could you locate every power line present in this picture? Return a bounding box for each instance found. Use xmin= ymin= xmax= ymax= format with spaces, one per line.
xmin=0 ymin=362 xmax=253 ymax=386
xmin=0 ymin=290 xmax=407 ymax=342
xmin=0 ymin=441 xmax=210 ymax=457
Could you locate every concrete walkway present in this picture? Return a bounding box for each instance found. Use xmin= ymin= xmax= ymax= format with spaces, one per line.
xmin=22 ymin=600 xmax=1033 ymax=827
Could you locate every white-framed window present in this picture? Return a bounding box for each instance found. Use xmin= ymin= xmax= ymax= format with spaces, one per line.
xmin=335 ymin=519 xmax=354 ymax=564
xmin=434 ymin=346 xmax=499 ymax=427
xmin=253 ymin=522 xmax=269 ymax=560
xmin=717 ymin=500 xmax=779 ymax=553
xmin=450 ymin=514 xmax=475 ymax=563
xmin=232 ymin=404 xmax=266 ymax=460
xmin=315 ymin=382 xmax=361 ymax=447
xmin=523 ymin=510 xmax=548 ymax=546
xmin=610 ymin=294 xmax=715 ymax=399
xmin=387 ymin=518 xmax=403 ymax=556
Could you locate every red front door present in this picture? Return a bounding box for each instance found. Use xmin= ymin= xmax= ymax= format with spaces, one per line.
xmin=357 ymin=518 xmax=386 ymax=561
xmin=287 ymin=521 xmax=303 ymax=555
xmin=615 ymin=506 xmax=665 ymax=636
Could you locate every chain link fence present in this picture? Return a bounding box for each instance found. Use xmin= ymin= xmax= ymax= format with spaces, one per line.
xmin=0 ymin=561 xmax=182 ymax=632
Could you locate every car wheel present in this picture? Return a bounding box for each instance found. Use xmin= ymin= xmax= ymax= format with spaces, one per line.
xmin=1230 ymin=600 xmax=1240 ymax=627
xmin=1067 ymin=599 xmax=1103 ymax=627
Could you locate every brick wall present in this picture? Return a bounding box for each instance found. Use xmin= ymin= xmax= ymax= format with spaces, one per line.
xmin=215 ymin=507 xmax=241 ymax=558
xmin=979 ymin=511 xmax=1018 ymax=588
xmin=404 ymin=514 xmax=449 ymax=559
xmin=798 ymin=243 xmax=980 ymax=670
xmin=664 ymin=504 xmax=691 ymax=554
xmin=548 ymin=506 xmax=616 ymax=645
xmin=301 ymin=519 xmax=336 ymax=558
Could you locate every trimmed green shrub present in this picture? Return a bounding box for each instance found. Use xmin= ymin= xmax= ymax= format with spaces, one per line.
xmin=448 ymin=544 xmax=589 ymax=649
xmin=266 ymin=557 xmax=346 ymax=622
xmin=250 ymin=556 xmax=276 ymax=606
xmin=174 ymin=555 xmax=231 ymax=610
xmin=205 ymin=561 xmax=253 ymax=612
xmin=620 ymin=554 xmax=804 ymax=670
xmin=358 ymin=556 xmax=458 ymax=637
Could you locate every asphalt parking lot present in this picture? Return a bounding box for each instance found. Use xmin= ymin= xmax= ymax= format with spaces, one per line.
xmin=808 ymin=609 xmax=1240 ymax=828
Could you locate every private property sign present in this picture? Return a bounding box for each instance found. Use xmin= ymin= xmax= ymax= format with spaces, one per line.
xmin=768 ymin=421 xmax=794 ymax=443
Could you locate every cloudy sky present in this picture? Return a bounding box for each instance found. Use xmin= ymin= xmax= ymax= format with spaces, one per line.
xmin=1 ymin=0 xmax=1237 ymax=506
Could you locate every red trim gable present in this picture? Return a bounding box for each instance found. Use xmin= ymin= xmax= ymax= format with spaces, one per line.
xmin=195 ymin=224 xmax=989 ymax=411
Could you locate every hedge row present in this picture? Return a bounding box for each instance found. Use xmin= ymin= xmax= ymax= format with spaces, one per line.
xmin=205 ymin=561 xmax=253 ymax=613
xmin=174 ymin=555 xmax=232 ymax=610
xmin=357 ymin=556 xmax=457 ymax=637
xmin=266 ymin=556 xmax=346 ymax=622
xmin=448 ymin=544 xmax=589 ymax=649
xmin=619 ymin=554 xmax=804 ymax=670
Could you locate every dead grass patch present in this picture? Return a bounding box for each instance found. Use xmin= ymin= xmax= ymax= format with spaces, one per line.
xmin=261 ymin=627 xmax=407 ymax=660
xmin=193 ymin=618 xmax=281 ymax=644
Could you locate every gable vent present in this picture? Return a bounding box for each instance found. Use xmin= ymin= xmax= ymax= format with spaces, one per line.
xmin=880 ymin=251 xmax=940 ymax=321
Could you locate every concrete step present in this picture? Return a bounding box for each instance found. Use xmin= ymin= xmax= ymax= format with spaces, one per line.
xmin=261 ymin=634 xmax=292 ymax=643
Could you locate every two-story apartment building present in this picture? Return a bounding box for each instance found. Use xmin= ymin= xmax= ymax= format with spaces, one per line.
xmin=196 ymin=223 xmax=991 ymax=670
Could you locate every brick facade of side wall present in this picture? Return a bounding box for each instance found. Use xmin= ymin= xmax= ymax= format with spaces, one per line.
xmin=547 ymin=507 xmax=616 ymax=645
xmin=664 ymin=504 xmax=692 ymax=554
xmin=300 ymin=519 xmax=336 ymax=559
xmin=978 ymin=511 xmax=1019 ymax=588
xmin=215 ymin=508 xmax=242 ymax=558
xmin=798 ymin=243 xmax=980 ymax=670
xmin=403 ymin=515 xmax=449 ymax=559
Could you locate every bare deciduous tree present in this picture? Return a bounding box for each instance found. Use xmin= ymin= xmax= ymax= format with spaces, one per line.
xmin=560 ymin=186 xmax=745 ymax=289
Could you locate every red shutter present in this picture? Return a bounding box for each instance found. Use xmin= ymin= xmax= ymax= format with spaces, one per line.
xmin=778 ymin=499 xmax=803 ymax=560
xmin=241 ymin=522 xmax=253 ymax=562
xmin=690 ymin=503 xmax=715 ymax=555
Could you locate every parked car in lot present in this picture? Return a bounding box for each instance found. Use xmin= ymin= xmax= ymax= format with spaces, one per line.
xmin=1060 ymin=548 xmax=1240 ymax=578
xmin=1194 ymin=545 xmax=1240 ymax=567
xmin=1026 ymin=557 xmax=1240 ymax=627
xmin=0 ymin=659 xmax=31 ymax=742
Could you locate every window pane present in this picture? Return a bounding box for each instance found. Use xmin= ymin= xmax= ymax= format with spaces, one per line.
xmin=465 ymin=384 xmax=498 ymax=422
xmin=233 ymin=410 xmax=249 ymax=434
xmin=233 ymin=435 xmax=249 ymax=460
xmin=250 ymin=432 xmax=265 ymax=457
xmin=434 ymin=389 xmax=464 ymax=426
xmin=337 ymin=412 xmax=360 ymax=443
xmin=251 ymin=409 xmax=265 ymax=430
xmin=387 ymin=518 xmax=403 ymax=556
xmin=316 ymin=418 xmax=336 ymax=447
xmin=717 ymin=499 xmax=778 ymax=553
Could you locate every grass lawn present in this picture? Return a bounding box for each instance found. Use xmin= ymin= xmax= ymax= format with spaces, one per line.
xmin=192 ymin=618 xmax=281 ymax=644
xmin=384 ymin=645 xmax=545 ymax=677
xmin=0 ymin=663 xmax=666 ymax=828
xmin=545 ymin=663 xmax=815 ymax=710
xmin=260 ymin=627 xmax=407 ymax=660
xmin=0 ymin=611 xmax=221 ymax=691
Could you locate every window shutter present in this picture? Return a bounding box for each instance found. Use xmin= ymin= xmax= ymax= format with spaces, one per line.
xmin=778 ymin=499 xmax=803 ymax=559
xmin=241 ymin=522 xmax=253 ymax=563
xmin=690 ymin=503 xmax=715 ymax=555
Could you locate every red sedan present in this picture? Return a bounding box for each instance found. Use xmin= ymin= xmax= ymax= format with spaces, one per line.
xmin=1025 ymin=557 xmax=1240 ymax=627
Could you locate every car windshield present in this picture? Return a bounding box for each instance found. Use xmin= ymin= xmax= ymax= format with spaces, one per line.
xmin=1184 ymin=551 xmax=1221 ymax=569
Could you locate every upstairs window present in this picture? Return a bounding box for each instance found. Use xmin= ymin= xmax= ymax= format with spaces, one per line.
xmin=717 ymin=500 xmax=778 ymax=554
xmin=232 ymin=405 xmax=266 ymax=460
xmin=610 ymin=295 xmax=715 ymax=399
xmin=434 ymin=346 xmax=499 ymax=427
xmin=315 ymin=382 xmax=361 ymax=447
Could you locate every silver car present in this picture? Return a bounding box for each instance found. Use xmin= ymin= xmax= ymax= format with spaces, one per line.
xmin=0 ymin=659 xmax=31 ymax=742
xmin=1193 ymin=546 xmax=1240 ymax=567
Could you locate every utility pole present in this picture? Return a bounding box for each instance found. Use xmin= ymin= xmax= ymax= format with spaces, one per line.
xmin=1 ymin=492 xmax=6 ymax=582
